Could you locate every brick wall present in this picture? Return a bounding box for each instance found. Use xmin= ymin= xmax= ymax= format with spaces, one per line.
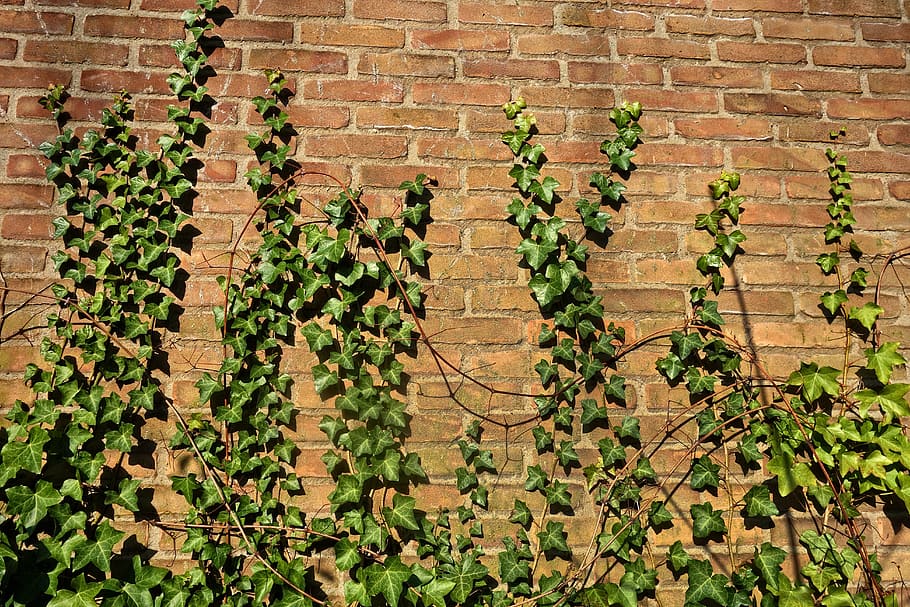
xmin=0 ymin=0 xmax=908 ymax=593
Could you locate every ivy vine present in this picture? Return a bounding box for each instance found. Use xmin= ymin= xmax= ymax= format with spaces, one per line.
xmin=0 ymin=2 xmax=907 ymax=607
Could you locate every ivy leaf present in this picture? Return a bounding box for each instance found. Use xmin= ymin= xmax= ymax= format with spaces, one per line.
xmin=529 ymin=176 xmax=560 ymax=204
xmin=690 ymin=455 xmax=720 ymax=490
xmin=448 ymin=556 xmax=487 ymax=603
xmin=854 ymin=383 xmax=910 ymax=423
xmin=865 ymin=342 xmax=905 ymax=384
xmin=648 ymin=500 xmax=673 ymax=526
xmin=510 ymin=500 xmax=532 ymax=527
xmin=365 ymin=557 xmax=413 ymax=607
xmin=48 ymin=582 xmax=103 ymax=607
xmin=2 ymin=426 xmax=49 ymax=473
xmin=685 ymin=560 xmax=729 ymax=606
xmin=537 ymin=520 xmax=570 ymax=555
xmin=507 ymin=198 xmax=541 ymax=230
xmin=690 ymin=503 xmax=726 ymax=539
xmin=819 ymin=290 xmax=847 ymax=317
xmin=509 ymin=163 xmax=540 ymax=192
xmin=697 ymin=300 xmax=724 ymax=327
xmin=6 ymin=479 xmax=62 ymax=530
xmin=743 ymin=485 xmax=779 ymax=518
xmin=671 ymin=331 xmax=703 ymax=359
xmin=73 ymin=521 xmax=124 ymax=572
xmin=787 ymin=362 xmax=840 ymax=403
xmin=383 ymin=493 xmax=420 ymax=531
xmin=614 ymin=416 xmax=640 ymax=442
xmin=311 ymin=364 xmax=339 ymax=394
xmin=498 ymin=547 xmax=530 ymax=583
xmin=848 ymin=302 xmax=883 ymax=331
xmin=753 ymin=542 xmax=786 ymax=592
xmin=656 ymin=353 xmax=684 ymax=380
xmin=516 ymin=238 xmax=557 ymax=270
xmin=667 ymin=541 xmax=690 ymax=574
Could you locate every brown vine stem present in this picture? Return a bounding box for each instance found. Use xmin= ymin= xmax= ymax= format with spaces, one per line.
xmin=873 ymin=243 xmax=910 ymax=349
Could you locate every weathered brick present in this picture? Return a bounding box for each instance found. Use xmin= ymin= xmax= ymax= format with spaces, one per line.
xmin=878 ymin=124 xmax=910 ymax=146
xmin=770 ymin=69 xmax=862 ymax=92
xmin=518 ymin=85 xmax=615 ymax=109
xmin=0 ymin=10 xmax=72 ymax=33
xmin=412 ymin=29 xmax=509 ymax=51
xmin=464 ymin=58 xmax=560 ymax=81
xmin=305 ymin=135 xmax=408 ymax=159
xmin=568 ymin=62 xmax=662 ymax=85
xmin=213 ymin=19 xmax=294 ymax=42
xmin=715 ymin=0 xmax=802 ymax=10
xmin=670 ymin=65 xmax=762 ymax=88
xmin=466 ymin=109 xmax=566 ymax=134
xmin=357 ymin=107 xmax=457 ymax=131
xmin=353 ymin=0 xmax=446 ymax=22
xmin=361 ymin=164 xmax=459 ymax=189
xmin=808 ymin=0 xmax=901 ymax=16
xmin=6 ymin=154 xmax=47 ymax=178
xmin=300 ymin=23 xmax=402 ymax=48
xmin=416 ymin=137 xmax=510 ymax=161
xmin=868 ymin=73 xmax=910 ymax=94
xmin=665 ymin=14 xmax=753 ymax=36
xmin=84 ymin=15 xmax=184 ymax=39
xmin=0 ymin=66 xmax=72 ymax=88
xmin=786 ymin=174 xmax=883 ymax=199
xmin=779 ymin=121 xmax=870 ymax=145
xmin=559 ymin=6 xmax=655 ymax=30
xmin=459 ymin=3 xmax=552 ymax=26
xmin=138 ymin=44 xmax=241 ymax=69
xmin=617 ymin=37 xmax=709 ymax=59
xmin=1 ymin=213 xmax=53 ymax=239
xmin=413 ymin=83 xmax=510 ymax=106
xmin=245 ymin=0 xmax=343 ymax=16
xmin=813 ymin=45 xmax=905 ymax=67
xmin=0 ymin=184 xmax=54 ymax=209
xmin=725 ymin=93 xmax=822 ymax=117
xmin=844 ymin=151 xmax=910 ymax=174
xmin=828 ymin=98 xmax=910 ymax=120
xmin=517 ymin=33 xmax=612 ymax=56
xmin=674 ymin=117 xmax=772 ymax=141
xmin=762 ymin=17 xmax=855 ymax=40
xmin=890 ymin=181 xmax=910 ymax=200
xmin=717 ymin=41 xmax=806 ymax=63
xmin=621 ymin=88 xmax=717 ymax=113
xmin=636 ymin=144 xmax=724 ymax=167
xmin=25 ymin=40 xmax=130 ymax=65
xmin=302 ymin=79 xmax=405 ymax=103
xmin=358 ymin=53 xmax=454 ymax=78
xmin=249 ymin=49 xmax=347 ymax=73
xmin=732 ymin=146 xmax=829 ymax=171
xmin=861 ymin=22 xmax=910 ymax=41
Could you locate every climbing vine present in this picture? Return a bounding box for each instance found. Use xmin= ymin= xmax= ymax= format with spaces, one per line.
xmin=0 ymin=2 xmax=907 ymax=607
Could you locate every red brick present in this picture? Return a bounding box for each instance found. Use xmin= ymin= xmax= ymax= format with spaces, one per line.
xmin=353 ymin=0 xmax=446 ymax=22
xmin=137 ymin=99 xmax=239 ymax=124
xmin=84 ymin=15 xmax=184 ymax=39
xmin=459 ymin=3 xmax=552 ymax=26
xmin=138 ymin=0 xmax=238 ymax=9
xmin=868 ymin=73 xmax=910 ymax=94
xmin=80 ymin=69 xmax=170 ymax=94
xmin=413 ymin=83 xmax=509 ymax=106
xmin=861 ymin=22 xmax=910 ymax=41
xmin=517 ymin=33 xmax=611 ymax=56
xmin=24 ymin=40 xmax=129 ymax=65
xmin=300 ymin=24 xmax=402 ymax=48
xmin=878 ymin=124 xmax=910 ymax=146
xmin=464 ymin=58 xmax=560 ymax=80
xmin=733 ymin=146 xmax=829 ymax=171
xmin=305 ymin=135 xmax=407 ymax=159
xmin=621 ymin=88 xmax=717 ymax=113
xmin=302 ymin=79 xmax=405 ymax=103
xmin=465 ymin=165 xmax=572 ymax=191
xmin=249 ymin=49 xmax=346 ymax=73
xmin=361 ymin=164 xmax=458 ymax=189
xmin=763 ymin=17 xmax=856 ymax=40
xmin=616 ymin=0 xmax=704 ymax=7
xmin=715 ymin=0 xmax=802 ymax=10
xmin=780 ymin=122 xmax=870 ymax=145
xmin=717 ymin=42 xmax=806 ymax=63
xmin=770 ymin=69 xmax=862 ymax=92
xmin=675 ymin=118 xmax=772 ymax=141
xmin=0 ymin=11 xmax=71 ymax=33
xmin=634 ymin=144 xmax=724 ymax=167
xmin=0 ymin=66 xmax=71 ymax=89
xmin=0 ymin=124 xmax=59 ymax=148
xmin=412 ymin=29 xmax=509 ymax=51
xmin=568 ymin=62 xmax=662 ymax=85
xmin=1 ymin=214 xmax=53 ymax=239
xmin=357 ymin=107 xmax=456 ymax=131
xmin=138 ymin=44 xmax=241 ymax=70
xmin=665 ymin=14 xmax=753 ymax=36
xmin=6 ymin=154 xmax=46 ymax=178
xmin=517 ymin=86 xmax=616 ymax=110
xmin=808 ymin=0 xmax=901 ymax=16
xmin=788 ymin=174 xmax=884 ymax=200
xmin=245 ymin=0 xmax=343 ymax=16
xmin=0 ymin=184 xmax=53 ymax=209
xmin=725 ymin=93 xmax=822 ymax=117
xmin=465 ymin=109 xmax=565 ymax=134
xmin=890 ymin=181 xmax=910 ymax=200
xmin=846 ymin=151 xmax=910 ymax=174
xmin=828 ymin=98 xmax=910 ymax=120
xmin=213 ymin=19 xmax=294 ymax=42
xmin=358 ymin=53 xmax=453 ymax=78
xmin=684 ymin=171 xmax=781 ymax=198
xmin=39 ymin=0 xmax=128 ymax=6
xmin=813 ymin=45 xmax=905 ymax=67
xmin=617 ymin=37 xmax=709 ymax=59
xmin=0 ymin=38 xmax=14 ymax=59
xmin=670 ymin=65 xmax=762 ymax=88
xmin=544 ymin=140 xmax=604 ymax=164
xmin=198 ymin=159 xmax=236 ymax=183
xmin=559 ymin=6 xmax=655 ymax=30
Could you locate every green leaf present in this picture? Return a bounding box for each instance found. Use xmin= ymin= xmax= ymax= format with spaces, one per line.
xmin=6 ymin=479 xmax=62 ymax=529
xmin=537 ymin=520 xmax=570 ymax=555
xmin=73 ymin=521 xmax=124 ymax=572
xmin=529 ymin=176 xmax=560 ymax=204
xmin=743 ymin=485 xmax=779 ymax=518
xmin=820 ymin=290 xmax=848 ymax=317
xmin=854 ymin=382 xmax=910 ymax=422
xmin=448 ymin=556 xmax=487 ymax=604
xmin=753 ymin=542 xmax=786 ymax=592
xmin=509 ymin=163 xmax=540 ymax=192
xmin=48 ymin=582 xmax=103 ymax=607
xmin=787 ymin=362 xmax=840 ymax=403
xmin=690 ymin=503 xmax=726 ymax=539
xmin=498 ymin=548 xmax=530 ymax=583
xmin=334 ymin=537 xmax=361 ymax=571
xmin=690 ymin=456 xmax=720 ymax=491
xmin=670 ymin=330 xmax=703 ymax=359
xmin=685 ymin=560 xmax=729 ymax=606
xmin=865 ymin=342 xmax=905 ymax=384
xmin=510 ymin=500 xmax=532 ymax=527
xmin=383 ymin=493 xmax=420 ymax=531
xmin=848 ymin=302 xmax=883 ymax=331
xmin=365 ymin=557 xmax=413 ymax=607
xmin=667 ymin=541 xmax=690 ymax=574
xmin=2 ymin=426 xmax=49 ymax=473
xmin=516 ymin=238 xmax=557 ymax=270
